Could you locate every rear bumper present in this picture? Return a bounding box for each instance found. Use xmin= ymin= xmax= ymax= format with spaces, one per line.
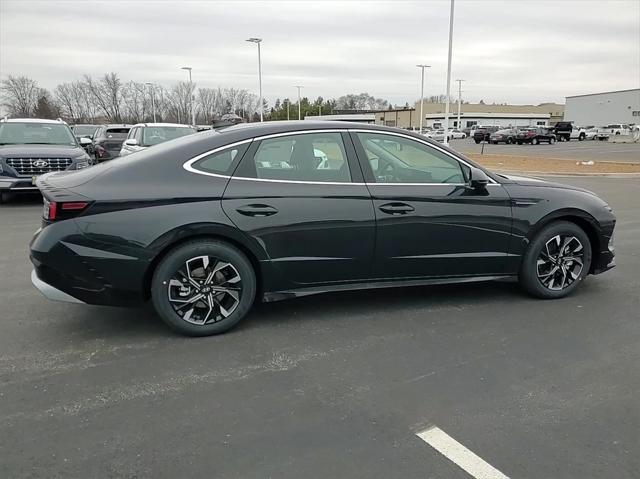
xmin=31 ymin=269 xmax=85 ymax=304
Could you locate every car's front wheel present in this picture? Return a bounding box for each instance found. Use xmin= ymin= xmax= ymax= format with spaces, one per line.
xmin=151 ymin=240 xmax=256 ymax=336
xmin=519 ymin=221 xmax=592 ymax=299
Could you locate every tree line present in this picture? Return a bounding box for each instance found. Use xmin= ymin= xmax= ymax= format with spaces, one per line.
xmin=1 ymin=73 xmax=449 ymax=124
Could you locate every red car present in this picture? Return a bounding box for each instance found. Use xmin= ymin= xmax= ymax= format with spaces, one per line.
xmin=516 ymin=127 xmax=556 ymax=145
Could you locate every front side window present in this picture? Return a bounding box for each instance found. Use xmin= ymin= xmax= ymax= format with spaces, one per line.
xmin=356 ymin=132 xmax=467 ymax=184
xmin=191 ymin=144 xmax=249 ymax=175
xmin=0 ymin=122 xmax=77 ymax=146
xmin=249 ymin=132 xmax=350 ymax=183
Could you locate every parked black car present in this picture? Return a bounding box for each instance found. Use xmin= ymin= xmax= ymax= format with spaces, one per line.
xmin=489 ymin=128 xmax=517 ymax=144
xmin=553 ymin=121 xmax=573 ymax=142
xmin=516 ymin=127 xmax=556 ymax=145
xmin=92 ymin=124 xmax=131 ymax=163
xmin=30 ymin=122 xmax=616 ymax=336
xmin=473 ymin=126 xmax=500 ymax=143
xmin=0 ymin=118 xmax=92 ymax=203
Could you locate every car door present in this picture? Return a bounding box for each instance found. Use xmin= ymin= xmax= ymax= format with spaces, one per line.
xmin=351 ymin=130 xmax=513 ymax=279
xmin=222 ymin=130 xmax=376 ymax=286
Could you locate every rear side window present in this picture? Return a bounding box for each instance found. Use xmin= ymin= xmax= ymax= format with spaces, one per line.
xmin=247 ymin=132 xmax=351 ymax=183
xmin=191 ymin=143 xmax=250 ymax=176
xmin=105 ymin=128 xmax=130 ymax=139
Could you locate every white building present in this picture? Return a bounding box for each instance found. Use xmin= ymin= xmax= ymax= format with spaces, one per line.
xmin=564 ymin=89 xmax=640 ymax=126
xmin=424 ymin=112 xmax=550 ymax=129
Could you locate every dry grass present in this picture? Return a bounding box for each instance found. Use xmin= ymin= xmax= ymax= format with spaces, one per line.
xmin=467 ymin=153 xmax=640 ymax=174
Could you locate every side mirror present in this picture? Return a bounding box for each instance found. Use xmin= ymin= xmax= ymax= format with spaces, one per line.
xmin=469 ymin=167 xmax=490 ymax=189
xmin=79 ymin=137 xmax=92 ymax=146
xmin=124 ymin=138 xmax=138 ymax=146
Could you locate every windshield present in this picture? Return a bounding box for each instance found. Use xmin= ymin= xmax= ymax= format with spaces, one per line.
xmin=73 ymin=125 xmax=98 ymax=136
xmin=0 ymin=122 xmax=77 ymax=146
xmin=142 ymin=126 xmax=196 ymax=146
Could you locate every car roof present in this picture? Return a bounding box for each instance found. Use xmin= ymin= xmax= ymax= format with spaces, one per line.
xmin=1 ymin=118 xmax=67 ymax=124
xmin=132 ymin=123 xmax=194 ymax=128
xmin=102 ymin=124 xmax=131 ymax=128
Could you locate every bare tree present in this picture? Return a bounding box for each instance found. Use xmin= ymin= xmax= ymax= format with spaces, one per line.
xmin=83 ymin=73 xmax=124 ymax=122
xmin=1 ymin=75 xmax=40 ymax=117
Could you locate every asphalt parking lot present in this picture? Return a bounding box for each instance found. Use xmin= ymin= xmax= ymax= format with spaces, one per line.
xmin=454 ymin=138 xmax=640 ymax=163
xmin=1 ymin=176 xmax=639 ymax=479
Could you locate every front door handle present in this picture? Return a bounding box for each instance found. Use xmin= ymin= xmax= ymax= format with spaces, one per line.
xmin=236 ymin=204 xmax=279 ymax=217
xmin=378 ymin=202 xmax=415 ymax=215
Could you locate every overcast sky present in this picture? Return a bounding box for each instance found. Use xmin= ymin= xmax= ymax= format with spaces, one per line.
xmin=1 ymin=0 xmax=638 ymax=106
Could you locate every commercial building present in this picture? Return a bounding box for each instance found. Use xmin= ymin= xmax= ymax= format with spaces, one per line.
xmin=374 ymin=102 xmax=564 ymax=129
xmin=564 ymin=89 xmax=640 ymax=126
xmin=304 ymin=113 xmax=375 ymax=123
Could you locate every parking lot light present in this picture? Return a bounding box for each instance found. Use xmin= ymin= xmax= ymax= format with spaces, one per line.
xmin=443 ymin=0 xmax=455 ymax=146
xmin=416 ymin=65 xmax=431 ymax=134
xmin=246 ymin=38 xmax=263 ymax=122
xmin=455 ymin=79 xmax=464 ymax=131
xmin=181 ymin=66 xmax=195 ymax=126
xmin=145 ymin=82 xmax=157 ymax=123
xmin=293 ymin=85 xmax=303 ymax=120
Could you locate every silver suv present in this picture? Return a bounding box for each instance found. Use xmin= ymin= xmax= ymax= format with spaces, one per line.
xmin=0 ymin=118 xmax=92 ymax=203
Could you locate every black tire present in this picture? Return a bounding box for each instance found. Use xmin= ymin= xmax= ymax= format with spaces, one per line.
xmin=506 ymin=138 xmax=512 ymax=144
xmin=517 ymin=141 xmax=522 ymax=145
xmin=579 ymin=133 xmax=585 ymax=141
xmin=565 ymin=136 xmax=570 ymax=142
xmin=532 ymin=138 xmax=539 ymax=145
xmin=549 ymin=137 xmax=555 ymax=144
xmin=474 ymin=139 xmax=481 ymax=144
xmin=519 ymin=221 xmax=592 ymax=299
xmin=151 ymin=240 xmax=256 ymax=336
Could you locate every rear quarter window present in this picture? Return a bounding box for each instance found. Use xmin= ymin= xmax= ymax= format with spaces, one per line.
xmin=190 ymin=143 xmax=250 ymax=176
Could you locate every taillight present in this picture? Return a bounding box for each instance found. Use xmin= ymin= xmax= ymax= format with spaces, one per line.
xmin=44 ymin=200 xmax=90 ymax=221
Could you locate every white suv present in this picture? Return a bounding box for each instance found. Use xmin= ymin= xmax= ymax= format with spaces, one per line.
xmin=119 ymin=123 xmax=197 ymax=156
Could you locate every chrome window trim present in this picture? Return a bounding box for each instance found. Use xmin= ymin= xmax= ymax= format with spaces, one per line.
xmin=183 ymin=128 xmax=502 ymax=187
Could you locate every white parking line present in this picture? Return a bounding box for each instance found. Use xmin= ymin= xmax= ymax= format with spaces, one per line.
xmin=416 ymin=426 xmax=510 ymax=479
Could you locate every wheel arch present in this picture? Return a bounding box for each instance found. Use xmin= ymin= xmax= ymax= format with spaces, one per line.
xmin=526 ymin=208 xmax=602 ymax=272
xmin=142 ymin=223 xmax=268 ymax=301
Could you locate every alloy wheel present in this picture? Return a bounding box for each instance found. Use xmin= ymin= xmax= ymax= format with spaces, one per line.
xmin=536 ymin=235 xmax=584 ymax=291
xmin=166 ymin=255 xmax=242 ymax=324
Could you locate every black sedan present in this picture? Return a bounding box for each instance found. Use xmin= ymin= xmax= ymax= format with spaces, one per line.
xmin=489 ymin=128 xmax=517 ymax=144
xmin=29 ymin=122 xmax=616 ymax=336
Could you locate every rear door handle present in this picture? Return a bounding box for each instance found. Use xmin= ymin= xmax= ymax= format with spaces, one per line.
xmin=236 ymin=204 xmax=279 ymax=217
xmin=378 ymin=202 xmax=415 ymax=215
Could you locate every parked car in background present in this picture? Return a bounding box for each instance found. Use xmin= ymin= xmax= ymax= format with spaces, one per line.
xmin=0 ymin=118 xmax=91 ymax=203
xmin=553 ymin=121 xmax=573 ymax=142
xmin=447 ymin=128 xmax=466 ymax=139
xmin=585 ymin=127 xmax=599 ymax=140
xmin=29 ymin=121 xmax=616 ymax=336
xmin=516 ymin=127 xmax=556 ymax=145
xmin=119 ymin=123 xmax=198 ymax=157
xmin=429 ymin=129 xmax=449 ymax=142
xmin=596 ymin=124 xmax=631 ymax=140
xmin=472 ymin=126 xmax=501 ymax=143
xmin=489 ymin=128 xmax=517 ymax=144
xmin=92 ymin=124 xmax=131 ymax=163
xmin=569 ymin=126 xmax=587 ymax=141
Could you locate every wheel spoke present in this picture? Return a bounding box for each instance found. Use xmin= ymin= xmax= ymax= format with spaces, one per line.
xmin=537 ymin=234 xmax=584 ymax=291
xmin=167 ymin=254 xmax=242 ymax=325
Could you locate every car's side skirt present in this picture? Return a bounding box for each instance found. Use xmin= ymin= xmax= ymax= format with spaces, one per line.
xmin=262 ymin=274 xmax=516 ymax=302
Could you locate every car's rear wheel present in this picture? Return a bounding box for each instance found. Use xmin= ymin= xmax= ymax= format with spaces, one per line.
xmin=532 ymin=138 xmax=539 ymax=145
xmin=519 ymin=221 xmax=592 ymax=299
xmin=579 ymin=133 xmax=585 ymax=141
xmin=151 ymin=240 xmax=256 ymax=336
xmin=517 ymin=141 xmax=522 ymax=145
xmin=474 ymin=139 xmax=481 ymax=144
xmin=506 ymin=138 xmax=512 ymax=144
xmin=549 ymin=137 xmax=555 ymax=144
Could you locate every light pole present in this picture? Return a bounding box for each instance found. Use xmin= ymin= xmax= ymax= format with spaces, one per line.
xmin=293 ymin=85 xmax=303 ymax=120
xmin=443 ymin=0 xmax=455 ymax=146
xmin=416 ymin=64 xmax=430 ymax=133
xmin=246 ymin=38 xmax=263 ymax=122
xmin=145 ymin=82 xmax=156 ymax=122
xmin=181 ymin=66 xmax=195 ymax=126
xmin=455 ymin=79 xmax=465 ymax=130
